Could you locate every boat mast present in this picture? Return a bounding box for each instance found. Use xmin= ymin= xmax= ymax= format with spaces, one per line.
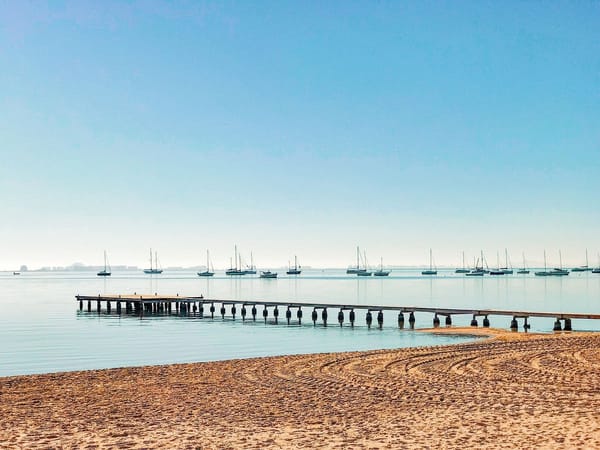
xmin=505 ymin=248 xmax=509 ymax=269
xmin=149 ymin=248 xmax=153 ymax=270
xmin=356 ymin=246 xmax=360 ymax=271
xmin=104 ymin=250 xmax=107 ymax=272
xmin=462 ymin=251 xmax=465 ymax=270
xmin=544 ymin=250 xmax=547 ymax=272
xmin=155 ymin=251 xmax=158 ymax=270
xmin=206 ymin=249 xmax=210 ymax=271
xmin=295 ymin=255 xmax=298 ymax=271
xmin=429 ymin=248 xmax=433 ymax=271
xmin=586 ymin=249 xmax=589 ymax=267
xmin=559 ymin=250 xmax=563 ymax=270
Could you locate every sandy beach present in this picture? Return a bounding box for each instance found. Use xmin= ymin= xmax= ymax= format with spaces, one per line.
xmin=1 ymin=328 xmax=600 ymax=449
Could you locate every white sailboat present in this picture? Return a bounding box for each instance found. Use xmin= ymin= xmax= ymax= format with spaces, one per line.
xmin=197 ymin=250 xmax=215 ymax=277
xmin=97 ymin=250 xmax=111 ymax=277
xmin=143 ymin=249 xmax=163 ymax=274
xmin=421 ymin=248 xmax=437 ymax=275
xmin=571 ymin=249 xmax=592 ymax=272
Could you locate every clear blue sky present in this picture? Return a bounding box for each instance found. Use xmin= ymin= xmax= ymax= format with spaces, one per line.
xmin=1 ymin=1 xmax=599 ymax=269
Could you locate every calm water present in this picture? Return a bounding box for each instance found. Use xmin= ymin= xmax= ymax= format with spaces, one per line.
xmin=1 ymin=269 xmax=599 ymax=377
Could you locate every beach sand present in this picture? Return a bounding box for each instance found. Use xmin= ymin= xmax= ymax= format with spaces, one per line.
xmin=1 ymin=328 xmax=600 ymax=449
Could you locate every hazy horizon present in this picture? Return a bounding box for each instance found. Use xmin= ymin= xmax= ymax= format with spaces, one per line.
xmin=1 ymin=2 xmax=598 ymax=271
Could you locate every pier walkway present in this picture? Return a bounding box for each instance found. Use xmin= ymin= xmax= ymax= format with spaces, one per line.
xmin=75 ymin=294 xmax=600 ymax=332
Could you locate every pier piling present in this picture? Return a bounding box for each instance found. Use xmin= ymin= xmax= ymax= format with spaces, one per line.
xmin=409 ymin=312 xmax=415 ymax=329
xmin=76 ymin=295 xmax=597 ymax=333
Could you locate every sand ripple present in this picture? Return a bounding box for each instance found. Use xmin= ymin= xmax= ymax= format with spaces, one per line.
xmin=1 ymin=330 xmax=600 ymax=448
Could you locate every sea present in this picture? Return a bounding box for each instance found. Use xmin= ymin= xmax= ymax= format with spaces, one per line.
xmin=1 ymin=268 xmax=599 ymax=377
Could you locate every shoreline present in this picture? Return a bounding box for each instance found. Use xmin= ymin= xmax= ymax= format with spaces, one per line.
xmin=2 ymin=328 xmax=600 ymax=448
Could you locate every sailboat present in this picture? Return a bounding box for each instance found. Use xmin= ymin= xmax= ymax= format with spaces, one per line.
xmin=421 ymin=249 xmax=437 ymax=275
xmin=97 ymin=250 xmax=111 ymax=276
xmin=286 ymin=255 xmax=301 ymax=275
xmin=347 ymin=246 xmax=367 ymax=274
xmin=500 ymin=248 xmax=513 ymax=274
xmin=489 ymin=251 xmax=505 ymax=275
xmin=571 ymin=249 xmax=592 ymax=272
xmin=592 ymin=254 xmax=600 ymax=273
xmin=244 ymin=252 xmax=257 ymax=274
xmin=517 ymin=252 xmax=530 ymax=274
xmin=455 ymin=251 xmax=469 ymax=273
xmin=225 ymin=245 xmax=246 ymax=275
xmin=466 ymin=252 xmax=486 ymax=276
xmin=143 ymin=249 xmax=163 ymax=274
xmin=374 ymin=257 xmax=390 ymax=276
xmin=549 ymin=250 xmax=569 ymax=276
xmin=535 ymin=250 xmax=550 ymax=276
xmin=197 ymin=250 xmax=215 ymax=277
xmin=356 ymin=251 xmax=373 ymax=276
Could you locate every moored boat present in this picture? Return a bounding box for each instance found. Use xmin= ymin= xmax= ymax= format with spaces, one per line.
xmin=226 ymin=245 xmax=246 ymax=275
xmin=421 ymin=248 xmax=437 ymax=275
xmin=198 ymin=249 xmax=215 ymax=277
xmin=517 ymin=252 xmax=530 ymax=274
xmin=286 ymin=255 xmax=301 ymax=275
xmin=347 ymin=246 xmax=367 ymax=274
xmin=374 ymin=257 xmax=390 ymax=276
xmin=259 ymin=271 xmax=277 ymax=279
xmin=143 ymin=249 xmax=163 ymax=274
xmin=571 ymin=249 xmax=592 ymax=272
xmin=455 ymin=251 xmax=469 ymax=273
xmin=97 ymin=250 xmax=111 ymax=276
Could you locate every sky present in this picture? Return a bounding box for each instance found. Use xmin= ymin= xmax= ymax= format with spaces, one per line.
xmin=0 ymin=0 xmax=599 ymax=270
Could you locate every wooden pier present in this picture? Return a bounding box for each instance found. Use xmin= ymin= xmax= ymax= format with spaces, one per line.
xmin=75 ymin=294 xmax=600 ymax=332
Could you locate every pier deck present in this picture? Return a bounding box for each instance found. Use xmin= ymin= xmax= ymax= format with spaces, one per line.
xmin=76 ymin=294 xmax=600 ymax=331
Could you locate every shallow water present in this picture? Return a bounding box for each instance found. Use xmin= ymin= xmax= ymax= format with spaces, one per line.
xmin=1 ymin=269 xmax=599 ymax=377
